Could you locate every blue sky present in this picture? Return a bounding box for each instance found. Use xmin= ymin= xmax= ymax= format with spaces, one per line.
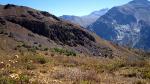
xmin=0 ymin=0 xmax=133 ymax=16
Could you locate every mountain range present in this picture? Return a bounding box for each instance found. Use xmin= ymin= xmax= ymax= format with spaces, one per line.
xmin=88 ymin=0 xmax=150 ymax=51
xmin=60 ymin=8 xmax=108 ymax=27
xmin=60 ymin=0 xmax=150 ymax=51
xmin=0 ymin=2 xmax=150 ymax=84
xmin=0 ymin=4 xmax=136 ymax=58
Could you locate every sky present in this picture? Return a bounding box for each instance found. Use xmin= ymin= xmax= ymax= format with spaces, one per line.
xmin=0 ymin=0 xmax=133 ymax=16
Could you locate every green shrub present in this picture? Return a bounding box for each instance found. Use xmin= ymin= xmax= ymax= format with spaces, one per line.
xmin=143 ymin=71 xmax=150 ymax=79
xmin=134 ymin=80 xmax=146 ymax=84
xmin=22 ymin=43 xmax=31 ymax=49
xmin=26 ymin=63 xmax=36 ymax=70
xmin=65 ymin=50 xmax=76 ymax=56
xmin=53 ymin=48 xmax=65 ymax=54
xmin=53 ymin=48 xmax=76 ymax=56
xmin=20 ymin=53 xmax=48 ymax=65
xmin=0 ymin=74 xmax=30 ymax=84
xmin=106 ymin=60 xmax=125 ymax=72
xmin=36 ymin=56 xmax=48 ymax=64
xmin=19 ymin=74 xmax=29 ymax=83
xmin=38 ymin=44 xmax=42 ymax=47
xmin=21 ymin=43 xmax=38 ymax=52
xmin=0 ymin=77 xmax=16 ymax=84
xmin=44 ymin=48 xmax=48 ymax=51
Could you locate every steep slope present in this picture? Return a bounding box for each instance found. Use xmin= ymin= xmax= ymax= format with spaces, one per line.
xmin=60 ymin=8 xmax=108 ymax=27
xmin=89 ymin=0 xmax=150 ymax=51
xmin=0 ymin=4 xmax=122 ymax=57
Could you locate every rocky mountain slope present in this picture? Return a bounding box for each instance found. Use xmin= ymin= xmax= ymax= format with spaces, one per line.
xmin=0 ymin=4 xmax=149 ymax=84
xmin=0 ymin=4 xmax=136 ymax=58
xmin=89 ymin=0 xmax=150 ymax=51
xmin=60 ymin=8 xmax=108 ymax=27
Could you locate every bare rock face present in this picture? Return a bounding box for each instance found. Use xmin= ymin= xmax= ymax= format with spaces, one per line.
xmin=89 ymin=0 xmax=150 ymax=51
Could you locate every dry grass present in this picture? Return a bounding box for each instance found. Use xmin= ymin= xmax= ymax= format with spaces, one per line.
xmin=0 ymin=36 xmax=150 ymax=84
xmin=0 ymin=49 xmax=150 ymax=84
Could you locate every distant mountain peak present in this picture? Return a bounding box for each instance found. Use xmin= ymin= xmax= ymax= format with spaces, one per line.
xmin=90 ymin=8 xmax=109 ymax=16
xmin=89 ymin=0 xmax=150 ymax=51
xmin=133 ymin=0 xmax=148 ymax=1
xmin=60 ymin=8 xmax=108 ymax=27
xmin=130 ymin=0 xmax=149 ymax=3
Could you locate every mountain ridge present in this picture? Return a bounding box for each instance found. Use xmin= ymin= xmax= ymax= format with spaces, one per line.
xmin=0 ymin=4 xmax=124 ymax=57
xmin=89 ymin=0 xmax=150 ymax=51
xmin=60 ymin=8 xmax=109 ymax=27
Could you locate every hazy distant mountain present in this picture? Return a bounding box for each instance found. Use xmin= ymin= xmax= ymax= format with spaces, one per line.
xmin=60 ymin=8 xmax=109 ymax=27
xmin=89 ymin=0 xmax=150 ymax=50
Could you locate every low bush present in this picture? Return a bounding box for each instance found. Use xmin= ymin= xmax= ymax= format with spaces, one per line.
xmin=0 ymin=77 xmax=16 ymax=84
xmin=44 ymin=48 xmax=48 ymax=51
xmin=19 ymin=74 xmax=30 ymax=83
xmin=53 ymin=48 xmax=76 ymax=56
xmin=35 ymin=56 xmax=48 ymax=64
xmin=143 ymin=70 xmax=150 ymax=79
xmin=20 ymin=53 xmax=48 ymax=65
xmin=26 ymin=63 xmax=36 ymax=70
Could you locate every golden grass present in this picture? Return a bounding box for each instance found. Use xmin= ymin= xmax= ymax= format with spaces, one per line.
xmin=0 ymin=36 xmax=150 ymax=84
